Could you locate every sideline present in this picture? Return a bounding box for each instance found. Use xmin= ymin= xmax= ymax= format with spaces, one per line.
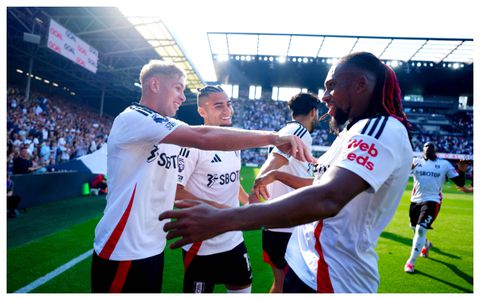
xmin=15 ymin=249 xmax=93 ymax=293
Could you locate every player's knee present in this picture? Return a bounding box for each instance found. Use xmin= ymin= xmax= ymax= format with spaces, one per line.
xmin=415 ymin=224 xmax=427 ymax=237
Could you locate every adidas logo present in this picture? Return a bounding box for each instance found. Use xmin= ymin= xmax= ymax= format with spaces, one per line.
xmin=211 ymin=154 xmax=222 ymax=163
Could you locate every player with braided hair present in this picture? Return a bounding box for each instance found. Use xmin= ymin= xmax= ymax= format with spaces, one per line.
xmin=160 ymin=52 xmax=413 ymax=293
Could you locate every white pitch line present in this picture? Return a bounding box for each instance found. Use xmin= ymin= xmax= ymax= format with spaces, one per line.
xmin=15 ymin=249 xmax=93 ymax=293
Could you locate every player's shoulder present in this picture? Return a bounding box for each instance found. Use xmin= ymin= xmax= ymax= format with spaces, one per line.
xmin=178 ymin=146 xmax=198 ymax=159
xmin=281 ymin=121 xmax=309 ymax=138
xmin=121 ymin=103 xmax=181 ymax=125
xmin=436 ymin=157 xmax=454 ymax=167
xmin=414 ymin=156 xmax=425 ymax=163
xmin=350 ymin=115 xmax=407 ymax=140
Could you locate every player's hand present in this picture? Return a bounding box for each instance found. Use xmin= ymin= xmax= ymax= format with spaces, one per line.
xmin=275 ymin=135 xmax=316 ymax=163
xmin=159 ymin=200 xmax=227 ymax=249
xmin=456 ymin=185 xmax=473 ymax=193
xmin=248 ymin=192 xmax=262 ymax=204
xmin=252 ymin=170 xmax=277 ymax=200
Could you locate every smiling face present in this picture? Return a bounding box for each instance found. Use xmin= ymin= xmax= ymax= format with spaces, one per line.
xmin=322 ymin=64 xmax=356 ymax=132
xmin=322 ymin=63 xmax=375 ymax=133
xmin=197 ymin=91 xmax=233 ymax=126
xmin=149 ymin=74 xmax=186 ymax=117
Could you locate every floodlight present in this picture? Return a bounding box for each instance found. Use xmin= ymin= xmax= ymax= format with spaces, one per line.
xmin=217 ymin=54 xmax=229 ymax=61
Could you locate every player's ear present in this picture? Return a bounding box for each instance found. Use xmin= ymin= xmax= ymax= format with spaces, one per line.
xmin=197 ymin=106 xmax=206 ymax=118
xmin=148 ymin=76 xmax=161 ymax=93
xmin=355 ymin=75 xmax=368 ymax=94
xmin=310 ymin=108 xmax=317 ymax=118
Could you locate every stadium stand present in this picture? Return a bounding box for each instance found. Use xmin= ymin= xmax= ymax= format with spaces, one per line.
xmin=231 ymin=97 xmax=473 ymax=166
xmin=7 ymin=87 xmax=472 ymax=171
xmin=7 ymin=85 xmax=113 ymax=175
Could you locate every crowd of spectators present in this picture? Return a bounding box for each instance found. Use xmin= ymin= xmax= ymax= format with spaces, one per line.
xmin=411 ymin=111 xmax=473 ymax=155
xmin=6 ymin=87 xmax=473 ymax=171
xmin=231 ymin=97 xmax=473 ymax=166
xmin=232 ymin=98 xmax=334 ymax=165
xmin=7 ymin=86 xmax=113 ymax=175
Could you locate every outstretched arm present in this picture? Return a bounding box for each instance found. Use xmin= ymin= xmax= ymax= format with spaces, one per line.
xmin=248 ymin=153 xmax=289 ymax=203
xmin=450 ymin=160 xmax=468 ymax=187
xmin=249 ymin=153 xmax=314 ymax=202
xmin=238 ymin=185 xmax=249 ymax=205
xmin=175 ymin=184 xmax=229 ymax=209
xmin=162 ymin=125 xmax=315 ymax=163
xmin=251 ymin=170 xmax=314 ymax=201
xmin=160 ymin=166 xmax=369 ymax=249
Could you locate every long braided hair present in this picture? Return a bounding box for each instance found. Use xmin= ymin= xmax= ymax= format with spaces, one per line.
xmin=340 ymin=52 xmax=411 ymax=130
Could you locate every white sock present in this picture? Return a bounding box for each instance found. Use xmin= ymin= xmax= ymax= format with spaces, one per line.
xmin=424 ymin=238 xmax=430 ymax=247
xmin=407 ymin=224 xmax=427 ymax=265
xmin=227 ymin=286 xmax=252 ymax=293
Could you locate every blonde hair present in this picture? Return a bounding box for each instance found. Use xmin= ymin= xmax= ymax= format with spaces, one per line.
xmin=139 ymin=60 xmax=185 ymax=87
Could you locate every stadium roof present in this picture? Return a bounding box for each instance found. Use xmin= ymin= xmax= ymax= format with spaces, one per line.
xmin=6 ymin=2 xmax=476 ymax=114
xmin=6 ymin=7 xmax=202 ymax=115
xmin=118 ymin=0 xmax=477 ymax=83
xmin=207 ymin=33 xmax=473 ymax=64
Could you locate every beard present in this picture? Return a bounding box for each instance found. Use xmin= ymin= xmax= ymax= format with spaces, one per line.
xmin=329 ymin=107 xmax=349 ymax=135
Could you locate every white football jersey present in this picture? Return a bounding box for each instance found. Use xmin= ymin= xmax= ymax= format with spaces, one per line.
xmin=94 ymin=104 xmax=185 ymax=261
xmin=410 ymin=157 xmax=458 ymax=204
xmin=267 ymin=121 xmax=314 ymax=233
xmin=178 ymin=147 xmax=244 ymax=255
xmin=285 ymin=116 xmax=413 ymax=293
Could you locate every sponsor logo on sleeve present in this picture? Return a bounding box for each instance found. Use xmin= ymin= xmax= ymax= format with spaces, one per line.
xmin=164 ymin=121 xmax=176 ymax=130
xmin=344 ymin=138 xmax=379 ymax=171
xmin=178 ymin=157 xmax=185 ymax=172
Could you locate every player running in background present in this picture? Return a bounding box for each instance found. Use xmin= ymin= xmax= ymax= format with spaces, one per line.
xmin=160 ymin=52 xmax=414 ymax=293
xmin=404 ymin=141 xmax=469 ymax=273
xmin=91 ymin=60 xmax=314 ymax=293
xmin=175 ymin=85 xmax=252 ymax=293
xmin=249 ymin=92 xmax=320 ymax=292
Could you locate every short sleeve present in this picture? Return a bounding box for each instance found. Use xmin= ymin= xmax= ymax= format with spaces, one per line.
xmin=271 ymin=123 xmax=309 ymax=161
xmin=445 ymin=161 xmax=459 ymax=179
xmin=177 ymin=147 xmax=198 ymax=186
xmin=114 ymin=105 xmax=186 ymax=146
xmin=334 ymin=131 xmax=396 ymax=192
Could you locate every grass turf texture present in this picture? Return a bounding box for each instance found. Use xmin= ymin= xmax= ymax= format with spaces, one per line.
xmin=6 ymin=167 xmax=473 ymax=293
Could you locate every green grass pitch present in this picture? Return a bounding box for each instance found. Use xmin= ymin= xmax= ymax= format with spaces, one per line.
xmin=6 ymin=167 xmax=473 ymax=293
